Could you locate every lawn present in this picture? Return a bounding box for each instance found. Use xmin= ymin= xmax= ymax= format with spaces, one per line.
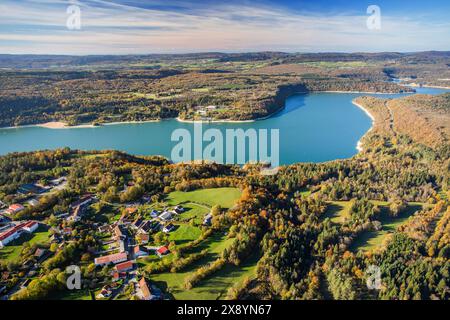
xmin=175 ymin=203 xmax=210 ymax=225
xmin=350 ymin=203 xmax=426 ymax=252
xmin=0 ymin=226 xmax=51 ymax=263
xmin=166 ymin=187 xmax=241 ymax=209
xmin=169 ymin=224 xmax=202 ymax=244
xmin=322 ymin=201 xmax=353 ymax=224
xmin=149 ymin=233 xmax=257 ymax=300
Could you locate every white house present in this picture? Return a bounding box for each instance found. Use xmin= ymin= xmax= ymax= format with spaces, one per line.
xmin=158 ymin=211 xmax=172 ymax=222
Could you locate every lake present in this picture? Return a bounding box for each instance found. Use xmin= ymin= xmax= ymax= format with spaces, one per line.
xmin=0 ymin=87 xmax=448 ymax=165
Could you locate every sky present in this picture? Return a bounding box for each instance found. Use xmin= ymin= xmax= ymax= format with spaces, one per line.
xmin=0 ymin=0 xmax=449 ymax=55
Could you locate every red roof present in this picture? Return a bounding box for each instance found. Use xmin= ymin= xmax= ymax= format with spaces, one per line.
xmin=22 ymin=221 xmax=38 ymax=229
xmin=115 ymin=260 xmax=134 ymax=272
xmin=0 ymin=222 xmax=28 ymax=241
xmin=95 ymin=252 xmax=127 ymax=265
xmin=7 ymin=204 xmax=24 ymax=213
xmin=157 ymin=246 xmax=169 ymax=255
xmin=139 ymin=278 xmax=151 ymax=299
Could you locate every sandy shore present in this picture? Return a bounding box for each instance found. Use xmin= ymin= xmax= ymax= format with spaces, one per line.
xmin=37 ymin=122 xmax=97 ymax=129
xmin=38 ymin=122 xmax=68 ymax=129
xmin=352 ymin=101 xmax=375 ymax=152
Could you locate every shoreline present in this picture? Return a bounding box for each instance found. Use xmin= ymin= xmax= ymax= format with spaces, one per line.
xmin=0 ymin=89 xmax=405 ymax=130
xmin=352 ymin=101 xmax=375 ymax=152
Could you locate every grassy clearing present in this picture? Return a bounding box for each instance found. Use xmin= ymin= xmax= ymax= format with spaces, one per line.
xmin=150 ymin=234 xmax=258 ymax=300
xmin=169 ymin=224 xmax=202 ymax=244
xmin=167 ymin=188 xmax=241 ymax=209
xmin=350 ymin=203 xmax=426 ymax=252
xmin=175 ymin=203 xmax=210 ymax=225
xmin=322 ymin=201 xmax=353 ymax=224
xmin=0 ymin=226 xmax=51 ymax=263
xmin=323 ymin=201 xmax=429 ymax=252
xmin=149 ymin=233 xmax=240 ymax=300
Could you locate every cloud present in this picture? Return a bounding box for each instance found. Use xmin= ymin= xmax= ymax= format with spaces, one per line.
xmin=0 ymin=0 xmax=449 ymax=54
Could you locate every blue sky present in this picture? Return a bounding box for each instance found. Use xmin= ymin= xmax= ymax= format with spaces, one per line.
xmin=0 ymin=0 xmax=449 ymax=54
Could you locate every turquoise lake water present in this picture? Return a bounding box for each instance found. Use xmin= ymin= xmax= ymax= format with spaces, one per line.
xmin=0 ymin=87 xmax=448 ymax=165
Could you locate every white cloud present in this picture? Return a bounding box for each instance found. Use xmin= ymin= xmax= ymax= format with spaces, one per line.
xmin=0 ymin=0 xmax=449 ymax=54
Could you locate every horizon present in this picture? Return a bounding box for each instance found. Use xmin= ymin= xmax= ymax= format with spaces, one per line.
xmin=1 ymin=50 xmax=450 ymax=58
xmin=1 ymin=0 xmax=449 ymax=55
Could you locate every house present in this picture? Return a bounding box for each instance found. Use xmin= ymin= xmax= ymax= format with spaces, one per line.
xmin=22 ymin=221 xmax=38 ymax=233
xmin=34 ymin=248 xmax=47 ymax=260
xmin=115 ymin=260 xmax=134 ymax=272
xmin=156 ymin=246 xmax=169 ymax=257
xmin=0 ymin=221 xmax=38 ymax=248
xmin=163 ymin=223 xmax=175 ymax=233
xmin=49 ymin=177 xmax=66 ymax=186
xmin=114 ymin=225 xmax=127 ymax=241
xmin=150 ymin=210 xmax=159 ymax=218
xmin=94 ymin=252 xmax=128 ymax=266
xmin=17 ymin=183 xmax=47 ymax=195
xmin=126 ymin=207 xmax=138 ymax=215
xmin=132 ymin=217 xmax=144 ymax=229
xmin=174 ymin=205 xmax=184 ymax=213
xmin=112 ymin=271 xmax=126 ymax=282
xmin=69 ymin=195 xmax=94 ymax=209
xmin=0 ymin=225 xmax=23 ymax=248
xmin=133 ymin=246 xmax=148 ymax=258
xmin=27 ymin=199 xmax=40 ymax=207
xmin=138 ymin=278 xmax=162 ymax=300
xmin=158 ymin=211 xmax=172 ymax=222
xmin=5 ymin=204 xmax=24 ymax=215
xmin=203 ymin=213 xmax=213 ymax=226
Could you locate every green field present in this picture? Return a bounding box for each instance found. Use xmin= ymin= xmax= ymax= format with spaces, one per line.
xmin=323 ymin=201 xmax=353 ymax=224
xmin=0 ymin=226 xmax=51 ymax=263
xmin=322 ymin=201 xmax=429 ymax=252
xmin=350 ymin=203 xmax=426 ymax=252
xmin=167 ymin=187 xmax=241 ymax=209
xmin=149 ymin=233 xmax=257 ymax=300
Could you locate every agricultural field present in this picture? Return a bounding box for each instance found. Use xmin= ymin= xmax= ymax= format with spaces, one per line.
xmin=166 ymin=187 xmax=241 ymax=209
xmin=149 ymin=233 xmax=258 ymax=300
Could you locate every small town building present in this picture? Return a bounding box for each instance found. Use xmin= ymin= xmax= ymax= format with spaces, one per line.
xmin=94 ymin=252 xmax=128 ymax=266
xmin=163 ymin=223 xmax=175 ymax=233
xmin=115 ymin=260 xmax=134 ymax=272
xmin=134 ymin=246 xmax=148 ymax=258
xmin=156 ymin=246 xmax=169 ymax=257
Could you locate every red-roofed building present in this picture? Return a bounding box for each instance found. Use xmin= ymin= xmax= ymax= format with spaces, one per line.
xmin=115 ymin=260 xmax=134 ymax=272
xmin=133 ymin=246 xmax=148 ymax=258
xmin=94 ymin=252 xmax=127 ymax=266
xmin=22 ymin=221 xmax=38 ymax=232
xmin=156 ymin=246 xmax=169 ymax=257
xmin=0 ymin=221 xmax=38 ymax=248
xmin=5 ymin=204 xmax=24 ymax=215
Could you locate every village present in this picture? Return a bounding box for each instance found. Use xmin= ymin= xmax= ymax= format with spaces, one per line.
xmin=0 ymin=176 xmax=227 ymax=300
